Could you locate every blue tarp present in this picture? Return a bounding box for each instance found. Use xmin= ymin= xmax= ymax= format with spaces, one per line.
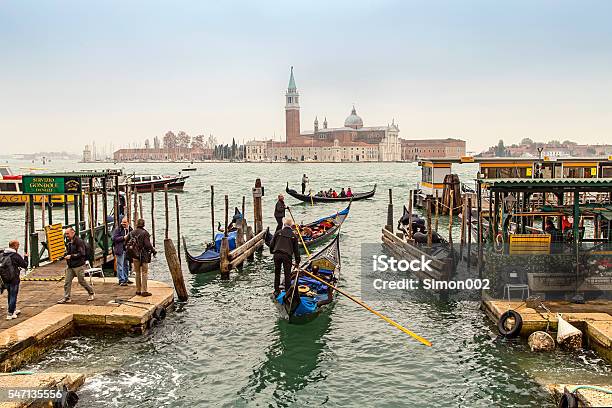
xmin=276 ymin=291 xmax=318 ymax=317
xmin=215 ymin=231 xmax=237 ymax=252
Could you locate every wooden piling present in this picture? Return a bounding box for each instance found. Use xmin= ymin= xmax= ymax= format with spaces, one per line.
xmin=210 ymin=186 xmax=215 ymax=241
xmin=237 ymin=196 xmax=245 ymax=247
xmin=175 ymin=194 xmax=181 ymax=263
xmin=246 ymin=225 xmax=255 ymax=261
xmin=150 ymin=185 xmax=155 ymax=247
xmin=133 ymin=189 xmax=139 ymax=225
xmin=407 ymin=190 xmax=413 ymax=241
xmin=434 ymin=190 xmax=439 ymax=232
xmin=164 ymin=238 xmax=188 ymax=302
xmin=253 ymin=179 xmax=263 ymax=234
xmin=386 ymin=188 xmax=393 ymax=232
xmin=220 ymin=195 xmax=230 ymax=278
xmin=426 ymin=198 xmax=432 ymax=247
xmin=448 ymin=190 xmax=454 ymax=246
xmin=164 ymin=184 xmax=169 ymax=240
xmin=460 ymin=193 xmax=466 ymax=249
xmin=139 ymin=196 xmax=143 ymax=222
xmin=24 ymin=203 xmax=29 ymax=253
xmin=126 ymin=184 xmax=132 ymax=225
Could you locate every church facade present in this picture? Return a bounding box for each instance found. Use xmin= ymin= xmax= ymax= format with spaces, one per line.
xmin=246 ymin=68 xmax=402 ymax=162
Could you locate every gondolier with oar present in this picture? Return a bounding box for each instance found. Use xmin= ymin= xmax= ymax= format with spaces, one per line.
xmin=301 ymin=174 xmax=309 ymax=194
xmin=270 ymin=217 xmax=301 ymax=296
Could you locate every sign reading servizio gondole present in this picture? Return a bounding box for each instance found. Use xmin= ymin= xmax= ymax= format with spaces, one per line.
xmin=22 ymin=176 xmax=82 ymax=195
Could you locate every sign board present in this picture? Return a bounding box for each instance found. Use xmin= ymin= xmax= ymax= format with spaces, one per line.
xmin=252 ymin=187 xmax=264 ymax=198
xmin=22 ymin=176 xmax=82 ymax=195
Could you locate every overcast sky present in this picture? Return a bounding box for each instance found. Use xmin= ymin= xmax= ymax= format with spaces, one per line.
xmin=1 ymin=0 xmax=611 ymax=154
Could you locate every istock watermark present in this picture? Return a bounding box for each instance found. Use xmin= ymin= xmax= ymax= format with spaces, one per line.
xmin=360 ymin=242 xmax=612 ymax=302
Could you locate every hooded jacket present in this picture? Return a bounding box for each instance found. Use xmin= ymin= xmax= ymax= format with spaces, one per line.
xmin=270 ymin=226 xmax=300 ymax=263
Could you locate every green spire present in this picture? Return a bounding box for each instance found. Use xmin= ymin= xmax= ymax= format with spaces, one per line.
xmin=288 ymin=66 xmax=296 ymax=91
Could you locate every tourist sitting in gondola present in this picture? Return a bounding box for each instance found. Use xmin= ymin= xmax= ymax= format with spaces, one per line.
xmin=346 ymin=187 xmax=353 ymax=198
xmin=339 ymin=188 xmax=346 ymax=198
xmin=331 ymin=190 xmax=338 ymax=198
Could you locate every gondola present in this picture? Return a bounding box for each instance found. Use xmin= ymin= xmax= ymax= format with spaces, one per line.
xmin=285 ymin=182 xmax=376 ymax=203
xmin=183 ymin=209 xmax=244 ymax=274
xmin=265 ymin=203 xmax=350 ymax=253
xmin=272 ymin=234 xmax=341 ymax=323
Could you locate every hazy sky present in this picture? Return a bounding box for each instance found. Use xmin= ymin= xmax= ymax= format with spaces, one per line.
xmin=1 ymin=0 xmax=611 ymax=154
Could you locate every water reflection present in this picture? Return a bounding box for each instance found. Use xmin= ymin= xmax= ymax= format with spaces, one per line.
xmin=240 ymin=313 xmax=332 ymax=406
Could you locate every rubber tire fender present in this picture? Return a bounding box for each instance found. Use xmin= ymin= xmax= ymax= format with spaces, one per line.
xmin=497 ymin=310 xmax=523 ymax=338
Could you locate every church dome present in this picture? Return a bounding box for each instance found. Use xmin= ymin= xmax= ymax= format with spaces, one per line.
xmin=344 ymin=106 xmax=363 ymax=129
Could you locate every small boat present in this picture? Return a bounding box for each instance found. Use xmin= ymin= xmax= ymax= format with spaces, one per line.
xmin=181 ymin=166 xmax=197 ymax=172
xmin=265 ymin=203 xmax=350 ymax=253
xmin=272 ymin=234 xmax=341 ymax=323
xmin=183 ymin=230 xmax=238 ymax=274
xmin=285 ymin=182 xmax=376 ymax=203
xmin=120 ymin=174 xmax=189 ymax=193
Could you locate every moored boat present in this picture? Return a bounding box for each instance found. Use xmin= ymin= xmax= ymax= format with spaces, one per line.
xmin=0 ymin=166 xmax=75 ymax=206
xmin=183 ymin=230 xmax=238 ymax=274
xmin=285 ymin=182 xmax=375 ymax=203
xmin=272 ymin=234 xmax=341 ymax=323
xmin=120 ymin=174 xmax=189 ymax=193
xmin=265 ymin=203 xmax=350 ymax=253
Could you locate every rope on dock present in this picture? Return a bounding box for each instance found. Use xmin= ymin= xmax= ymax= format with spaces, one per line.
xmin=21 ymin=276 xmax=65 ymax=281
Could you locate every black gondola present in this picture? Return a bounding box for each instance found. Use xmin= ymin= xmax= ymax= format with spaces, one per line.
xmin=183 ymin=209 xmax=245 ymax=274
xmin=285 ymin=182 xmax=376 ymax=203
xmin=265 ymin=203 xmax=350 ymax=253
xmin=272 ymin=234 xmax=341 ymax=323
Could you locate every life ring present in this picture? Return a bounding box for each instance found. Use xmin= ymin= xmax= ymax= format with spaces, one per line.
xmin=498 ymin=310 xmax=523 ymax=338
xmin=494 ymin=233 xmax=504 ymax=253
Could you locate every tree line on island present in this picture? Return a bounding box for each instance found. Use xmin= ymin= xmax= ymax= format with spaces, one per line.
xmin=148 ymin=131 xmax=246 ymax=160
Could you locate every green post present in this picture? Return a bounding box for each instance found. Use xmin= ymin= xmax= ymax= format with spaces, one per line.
xmin=573 ymin=189 xmax=580 ymax=243
xmin=102 ymin=176 xmax=109 ymax=261
xmin=74 ymin=194 xmax=80 ymax=234
xmin=47 ymin=199 xmax=53 ymax=226
xmin=64 ymin=195 xmax=69 ymax=225
xmin=28 ymin=198 xmax=36 ymax=267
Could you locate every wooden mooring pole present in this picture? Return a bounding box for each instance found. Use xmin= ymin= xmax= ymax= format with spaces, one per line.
xmin=162 ymin=184 xmax=188 ymax=302
xmin=220 ymin=195 xmax=230 ymax=279
xmin=210 ymin=186 xmax=215 ymax=241
xmin=448 ymin=190 xmax=454 ymax=246
xmin=253 ymin=179 xmax=263 ymax=234
xmin=407 ymin=189 xmax=413 ymax=241
xmin=426 ymin=198 xmax=432 ymax=247
xmin=150 ymin=185 xmax=155 ymax=247
xmin=175 ymin=194 xmax=181 ymax=263
xmin=434 ymin=190 xmax=439 ymax=233
xmin=386 ymin=188 xmax=393 ymax=232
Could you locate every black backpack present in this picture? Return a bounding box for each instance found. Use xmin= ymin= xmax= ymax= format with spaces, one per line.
xmin=126 ymin=233 xmax=142 ymax=260
xmin=0 ymin=253 xmax=18 ymax=284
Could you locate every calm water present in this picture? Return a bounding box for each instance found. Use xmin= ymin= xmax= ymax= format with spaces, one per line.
xmin=1 ymin=160 xmax=610 ymax=407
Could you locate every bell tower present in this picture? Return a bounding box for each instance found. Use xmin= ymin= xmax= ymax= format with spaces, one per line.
xmin=285 ymin=66 xmax=300 ymax=144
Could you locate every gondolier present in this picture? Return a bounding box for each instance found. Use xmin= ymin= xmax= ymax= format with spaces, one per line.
xmin=301 ymin=174 xmax=309 ymax=194
xmin=270 ymin=217 xmax=300 ymax=295
xmin=274 ymin=194 xmax=287 ymax=232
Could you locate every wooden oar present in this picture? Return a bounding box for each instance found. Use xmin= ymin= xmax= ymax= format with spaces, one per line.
xmin=297 ymin=266 xmax=432 ymax=347
xmin=286 ymin=206 xmax=311 ymax=258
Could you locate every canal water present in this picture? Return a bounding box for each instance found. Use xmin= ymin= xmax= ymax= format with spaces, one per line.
xmin=1 ymin=161 xmax=610 ymax=407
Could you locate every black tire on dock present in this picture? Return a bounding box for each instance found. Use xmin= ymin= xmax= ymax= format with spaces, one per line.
xmin=147 ymin=317 xmax=159 ymax=330
xmin=497 ymin=310 xmax=523 ymax=338
xmin=154 ymin=306 xmax=167 ymax=321
xmin=558 ymin=392 xmax=577 ymax=408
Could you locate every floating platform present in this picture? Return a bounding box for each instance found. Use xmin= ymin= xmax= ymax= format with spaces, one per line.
xmin=481 ymin=298 xmax=612 ymax=363
xmin=0 ymin=278 xmax=174 ymax=372
xmin=0 ymin=372 xmax=85 ymax=408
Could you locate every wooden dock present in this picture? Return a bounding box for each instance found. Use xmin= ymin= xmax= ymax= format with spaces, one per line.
xmin=481 ymin=297 xmax=612 ymax=364
xmin=0 ymin=276 xmax=173 ymax=372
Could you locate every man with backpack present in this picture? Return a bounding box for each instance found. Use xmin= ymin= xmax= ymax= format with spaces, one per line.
xmin=126 ymin=219 xmax=156 ymax=297
xmin=1 ymin=240 xmax=28 ymax=320
xmin=112 ymin=216 xmax=133 ymax=286
xmin=58 ymin=227 xmax=95 ymax=303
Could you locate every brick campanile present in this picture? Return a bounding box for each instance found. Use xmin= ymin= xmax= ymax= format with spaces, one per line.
xmin=285 ymin=66 xmax=300 ymax=144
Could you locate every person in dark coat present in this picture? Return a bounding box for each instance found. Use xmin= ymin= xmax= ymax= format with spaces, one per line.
xmin=127 ymin=219 xmax=156 ymax=297
xmin=301 ymin=174 xmax=309 ymax=194
xmin=112 ymin=217 xmax=133 ymax=286
xmin=270 ymin=217 xmax=301 ymax=295
xmin=1 ymin=240 xmax=28 ymax=320
xmin=274 ymin=194 xmax=287 ymax=232
xmin=58 ymin=228 xmax=95 ymax=303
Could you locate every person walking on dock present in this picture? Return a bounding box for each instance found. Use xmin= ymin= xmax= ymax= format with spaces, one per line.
xmin=127 ymin=219 xmax=156 ymax=297
xmin=1 ymin=240 xmax=28 ymax=320
xmin=274 ymin=194 xmax=287 ymax=232
xmin=301 ymin=174 xmax=309 ymax=194
xmin=112 ymin=217 xmax=133 ymax=286
xmin=58 ymin=228 xmax=95 ymax=304
xmin=269 ymin=217 xmax=300 ymax=295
